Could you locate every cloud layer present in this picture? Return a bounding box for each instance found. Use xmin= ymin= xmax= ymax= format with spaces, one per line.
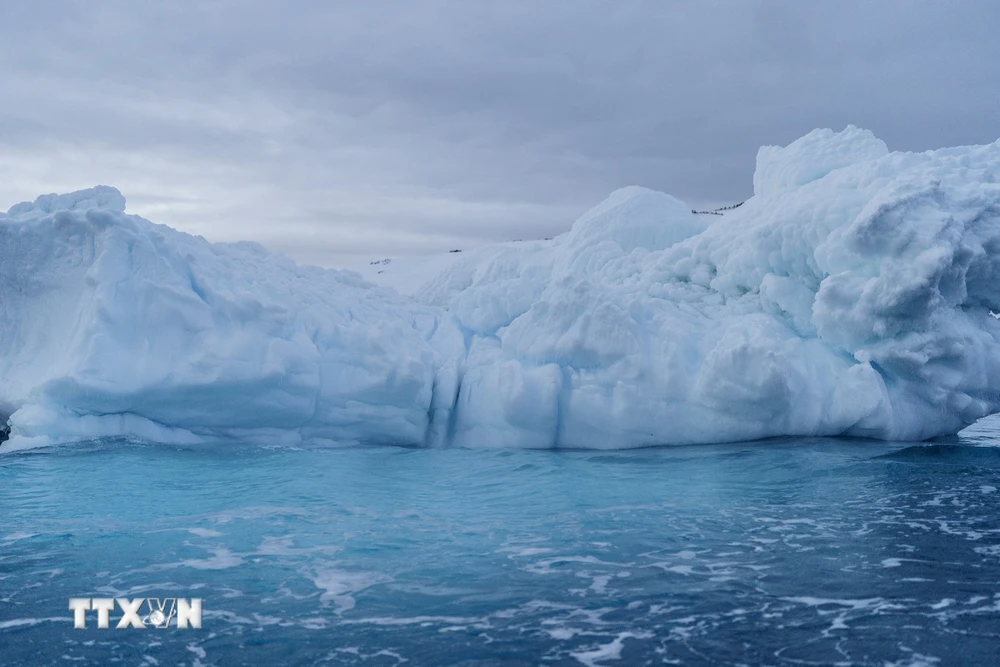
xmin=2 ymin=1 xmax=998 ymax=266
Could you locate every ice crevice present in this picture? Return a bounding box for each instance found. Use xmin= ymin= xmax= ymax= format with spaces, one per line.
xmin=3 ymin=128 xmax=1000 ymax=451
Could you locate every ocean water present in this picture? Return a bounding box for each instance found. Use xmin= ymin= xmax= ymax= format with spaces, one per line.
xmin=2 ymin=421 xmax=1000 ymax=666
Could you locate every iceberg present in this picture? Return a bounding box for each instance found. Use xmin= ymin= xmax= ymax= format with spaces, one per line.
xmin=3 ymin=126 xmax=1000 ymax=451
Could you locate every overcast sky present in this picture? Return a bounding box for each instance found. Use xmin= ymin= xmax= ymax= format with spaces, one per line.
xmin=2 ymin=1 xmax=998 ymax=266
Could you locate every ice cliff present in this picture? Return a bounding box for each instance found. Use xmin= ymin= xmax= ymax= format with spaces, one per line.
xmin=3 ymin=126 xmax=1000 ymax=451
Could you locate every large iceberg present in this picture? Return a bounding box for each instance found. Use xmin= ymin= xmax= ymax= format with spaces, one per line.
xmin=3 ymin=126 xmax=1000 ymax=451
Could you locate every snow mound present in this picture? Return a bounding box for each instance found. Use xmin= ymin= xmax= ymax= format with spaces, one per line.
xmin=753 ymin=125 xmax=889 ymax=197
xmin=3 ymin=126 xmax=1000 ymax=451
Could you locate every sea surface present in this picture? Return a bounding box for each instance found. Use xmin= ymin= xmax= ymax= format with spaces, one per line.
xmin=2 ymin=420 xmax=1000 ymax=666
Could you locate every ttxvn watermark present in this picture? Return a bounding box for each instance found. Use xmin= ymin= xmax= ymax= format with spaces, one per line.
xmin=69 ymin=598 xmax=202 ymax=629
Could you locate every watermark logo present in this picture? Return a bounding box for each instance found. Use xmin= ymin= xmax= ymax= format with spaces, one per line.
xmin=69 ymin=598 xmax=202 ymax=629
xmin=143 ymin=598 xmax=178 ymax=628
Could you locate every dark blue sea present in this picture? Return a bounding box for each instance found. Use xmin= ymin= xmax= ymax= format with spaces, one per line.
xmin=3 ymin=419 xmax=1000 ymax=666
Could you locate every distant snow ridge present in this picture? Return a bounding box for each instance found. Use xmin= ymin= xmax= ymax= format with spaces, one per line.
xmin=3 ymin=125 xmax=1000 ymax=451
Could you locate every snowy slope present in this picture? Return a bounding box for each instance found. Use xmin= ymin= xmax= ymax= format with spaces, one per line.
xmin=349 ymin=245 xmax=519 ymax=296
xmin=3 ymin=125 xmax=1000 ymax=451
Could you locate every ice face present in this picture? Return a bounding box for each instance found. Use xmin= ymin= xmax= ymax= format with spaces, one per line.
xmin=3 ymin=126 xmax=1000 ymax=450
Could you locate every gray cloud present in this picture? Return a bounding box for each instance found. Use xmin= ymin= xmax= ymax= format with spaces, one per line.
xmin=1 ymin=1 xmax=998 ymax=266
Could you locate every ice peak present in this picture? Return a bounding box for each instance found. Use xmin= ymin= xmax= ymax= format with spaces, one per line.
xmin=566 ymin=184 xmax=703 ymax=253
xmin=753 ymin=125 xmax=889 ymax=198
xmin=4 ymin=185 xmax=126 ymax=219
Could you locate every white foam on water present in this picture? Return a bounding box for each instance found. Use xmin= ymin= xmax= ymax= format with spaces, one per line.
xmin=0 ymin=617 xmax=69 ymax=629
xmin=570 ymin=631 xmax=653 ymax=667
xmin=309 ymin=567 xmax=392 ymax=614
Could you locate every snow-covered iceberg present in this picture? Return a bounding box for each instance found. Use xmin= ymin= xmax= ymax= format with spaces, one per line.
xmin=3 ymin=126 xmax=1000 ymax=451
